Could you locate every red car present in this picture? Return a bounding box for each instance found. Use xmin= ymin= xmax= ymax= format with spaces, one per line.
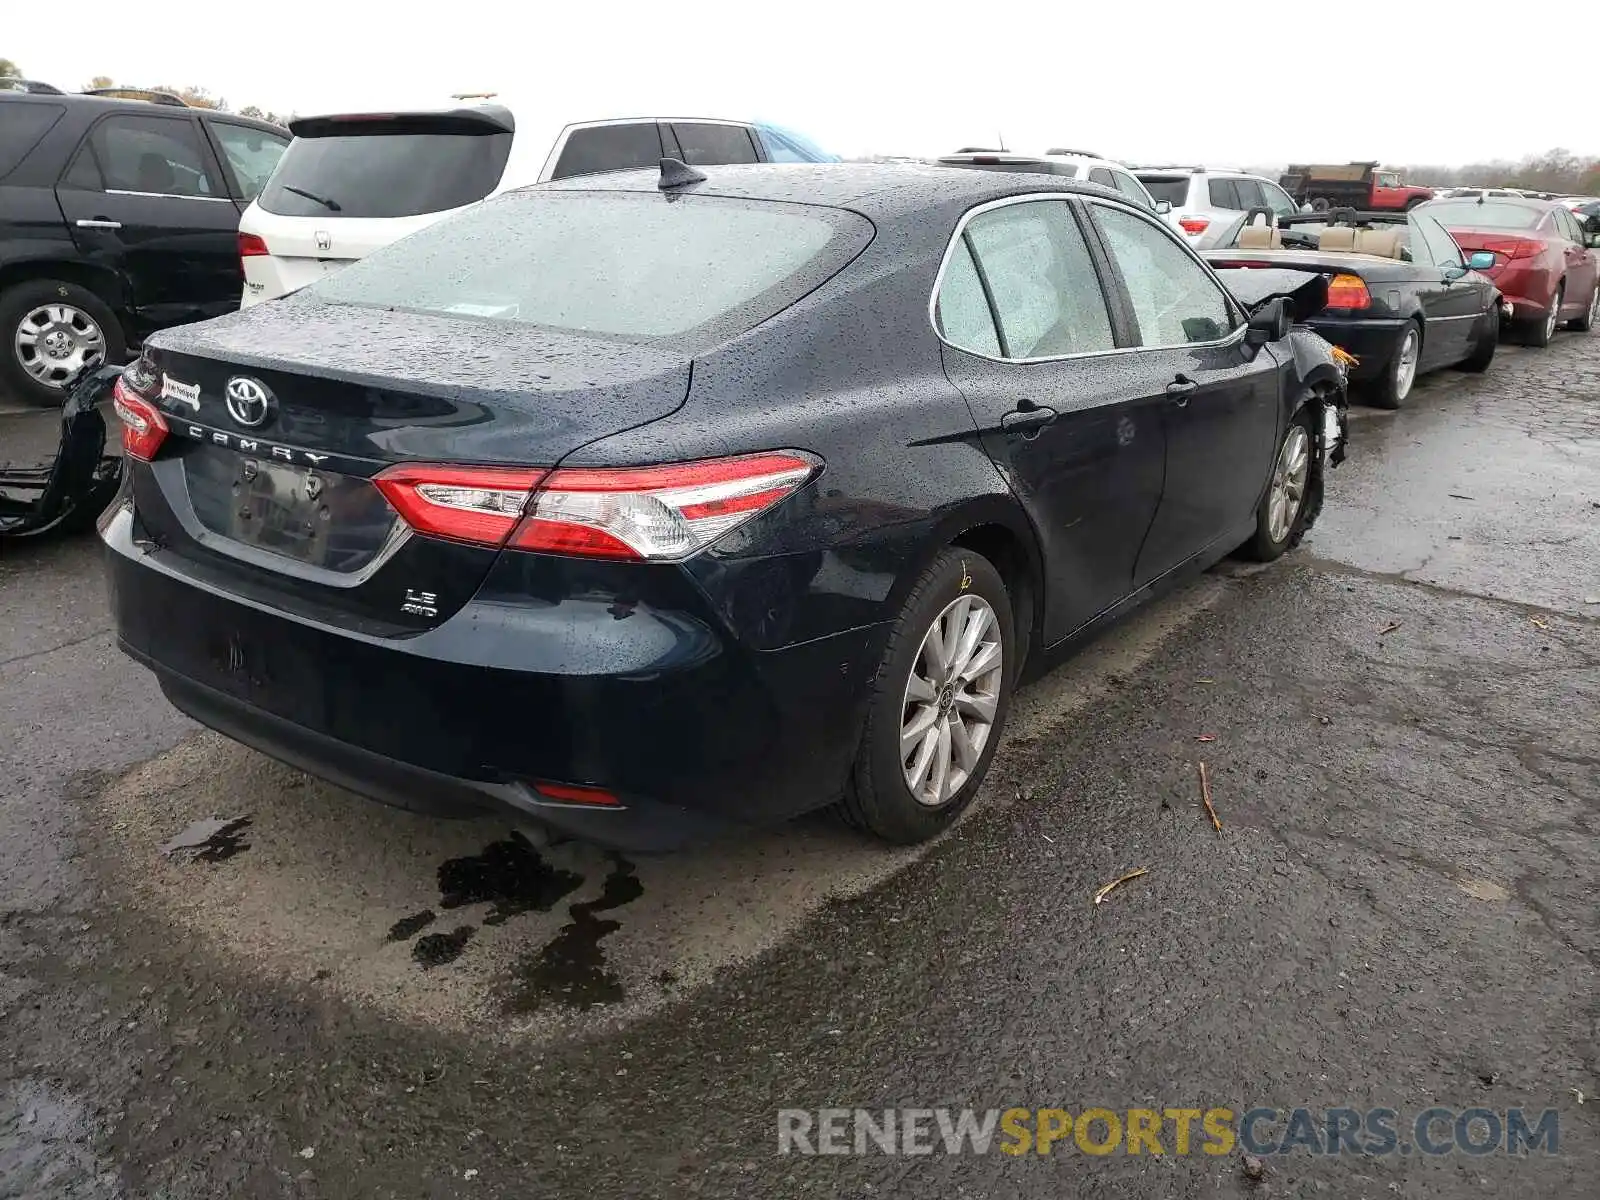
xmin=1421 ymin=196 xmax=1600 ymax=347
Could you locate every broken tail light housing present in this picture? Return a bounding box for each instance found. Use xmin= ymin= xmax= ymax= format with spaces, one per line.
xmin=374 ymin=451 xmax=820 ymax=560
xmin=1324 ymin=273 xmax=1371 ymax=310
xmin=111 ymin=374 xmax=168 ymax=461
xmin=1178 ymin=217 xmax=1210 ymax=235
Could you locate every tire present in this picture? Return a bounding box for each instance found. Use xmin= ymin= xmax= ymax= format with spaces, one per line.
xmin=1310 ymin=196 xmax=1331 ymax=213
xmin=1403 ymin=197 xmax=1426 ymax=210
xmin=839 ymin=547 xmax=1015 ymax=844
xmin=1567 ymin=281 xmax=1599 ymax=333
xmin=0 ymin=279 xmax=125 ymax=407
xmin=1241 ymin=410 xmax=1315 ymax=562
xmin=1366 ymin=319 xmax=1421 ymax=410
xmin=1457 ymin=306 xmax=1499 ymax=372
xmin=1519 ymin=282 xmax=1562 ymax=348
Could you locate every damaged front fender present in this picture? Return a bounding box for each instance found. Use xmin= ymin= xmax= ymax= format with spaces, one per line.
xmin=0 ymin=366 xmax=125 ymax=539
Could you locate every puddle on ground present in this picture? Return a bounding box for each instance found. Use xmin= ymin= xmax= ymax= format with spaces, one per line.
xmin=159 ymin=816 xmax=252 ymax=863
xmin=436 ymin=832 xmax=583 ymax=924
xmin=507 ymin=857 xmax=644 ymax=1013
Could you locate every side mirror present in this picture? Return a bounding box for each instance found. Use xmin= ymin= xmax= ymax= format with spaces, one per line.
xmin=1154 ymin=200 xmax=1172 ymax=215
xmin=1244 ymin=296 xmax=1292 ymax=347
xmin=1465 ymin=250 xmax=1497 ymax=271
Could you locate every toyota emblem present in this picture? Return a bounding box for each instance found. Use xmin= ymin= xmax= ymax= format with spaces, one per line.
xmin=224 ymin=376 xmax=274 ymax=428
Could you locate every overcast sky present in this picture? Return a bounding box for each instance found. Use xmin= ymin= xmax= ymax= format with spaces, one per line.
xmin=10 ymin=1 xmax=1593 ymax=167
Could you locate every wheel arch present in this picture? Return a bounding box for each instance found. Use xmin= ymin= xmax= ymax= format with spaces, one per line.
xmin=0 ymin=259 xmax=132 ymax=328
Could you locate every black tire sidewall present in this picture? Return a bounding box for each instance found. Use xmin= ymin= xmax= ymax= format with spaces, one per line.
xmin=1369 ymin=320 xmax=1420 ymax=409
xmin=0 ymin=280 xmax=126 ymax=407
xmin=851 ymin=548 xmax=1016 ymax=843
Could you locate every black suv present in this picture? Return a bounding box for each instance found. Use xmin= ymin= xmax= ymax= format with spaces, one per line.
xmin=0 ymin=83 xmax=288 ymax=404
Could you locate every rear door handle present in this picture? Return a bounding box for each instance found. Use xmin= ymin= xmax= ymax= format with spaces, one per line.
xmin=1002 ymin=404 xmax=1058 ymax=435
xmin=75 ymin=218 xmax=122 ymax=229
xmin=1166 ymin=376 xmax=1198 ymax=405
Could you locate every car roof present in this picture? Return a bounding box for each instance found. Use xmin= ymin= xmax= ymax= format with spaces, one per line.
xmin=536 ymin=161 xmax=1112 ymax=220
xmin=0 ymin=87 xmax=286 ymax=132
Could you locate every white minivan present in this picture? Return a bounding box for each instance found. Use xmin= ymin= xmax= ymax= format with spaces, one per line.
xmin=237 ymin=109 xmax=837 ymax=307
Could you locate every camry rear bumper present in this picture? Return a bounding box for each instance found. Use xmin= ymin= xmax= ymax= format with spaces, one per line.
xmin=103 ymin=505 xmax=887 ymax=851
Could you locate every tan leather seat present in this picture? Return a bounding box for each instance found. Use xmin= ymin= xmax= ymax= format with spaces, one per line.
xmin=1319 ymin=226 xmax=1357 ymax=251
xmin=1354 ymin=228 xmax=1404 ymax=259
xmin=1237 ymin=225 xmax=1282 ymax=249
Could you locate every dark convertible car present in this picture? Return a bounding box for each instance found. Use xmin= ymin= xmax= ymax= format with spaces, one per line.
xmin=1205 ymin=209 xmax=1504 ymax=408
xmin=103 ymin=162 xmax=1348 ymax=850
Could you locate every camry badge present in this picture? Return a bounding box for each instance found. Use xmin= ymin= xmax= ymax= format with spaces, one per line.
xmin=224 ymin=376 xmax=274 ymax=429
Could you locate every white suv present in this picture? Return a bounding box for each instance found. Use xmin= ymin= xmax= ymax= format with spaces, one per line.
xmin=937 ymin=149 xmax=1166 ymax=214
xmin=1132 ymin=167 xmax=1301 ymax=241
xmin=238 ymin=112 xmax=837 ymax=307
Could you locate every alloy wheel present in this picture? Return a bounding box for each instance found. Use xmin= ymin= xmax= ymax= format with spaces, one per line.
xmin=14 ymin=303 xmax=106 ymax=389
xmin=1267 ymin=424 xmax=1311 ymax=544
xmin=1393 ymin=327 xmax=1419 ymax=402
xmin=1544 ymin=290 xmax=1562 ymax=343
xmin=900 ymin=594 xmax=1004 ymax=808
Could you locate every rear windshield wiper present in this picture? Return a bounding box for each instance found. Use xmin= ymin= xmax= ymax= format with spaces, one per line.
xmin=280 ymin=184 xmax=341 ymax=212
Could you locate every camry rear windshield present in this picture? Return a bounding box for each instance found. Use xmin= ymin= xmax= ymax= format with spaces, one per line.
xmin=1136 ymin=176 xmax=1189 ymax=206
xmin=311 ymin=190 xmax=874 ymax=346
xmin=258 ymin=130 xmax=511 ymax=218
xmin=1423 ymin=201 xmax=1542 ymax=231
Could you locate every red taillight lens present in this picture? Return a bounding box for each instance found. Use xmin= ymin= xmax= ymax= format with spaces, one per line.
xmin=1178 ymin=217 xmax=1210 ymax=235
xmin=112 ymin=375 xmax=168 ymax=461
xmin=532 ymin=781 xmax=620 ymax=807
xmin=372 ymin=464 xmax=546 ymax=547
xmin=373 ymin=452 xmax=819 ymax=560
xmin=238 ymin=232 xmax=269 ymax=258
xmin=511 ymin=452 xmax=819 ymax=560
xmin=1324 ymin=273 xmax=1371 ymax=310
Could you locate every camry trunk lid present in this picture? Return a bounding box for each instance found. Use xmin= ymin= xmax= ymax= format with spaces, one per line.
xmin=131 ymin=295 xmax=691 ymax=631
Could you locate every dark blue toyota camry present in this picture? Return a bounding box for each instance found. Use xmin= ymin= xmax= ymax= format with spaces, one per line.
xmin=103 ymin=162 xmax=1348 ymax=851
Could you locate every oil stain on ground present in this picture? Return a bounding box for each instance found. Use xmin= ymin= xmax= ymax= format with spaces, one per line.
xmin=412 ymin=925 xmax=475 ymax=968
xmin=506 ymin=857 xmax=643 ymax=1013
xmin=436 ymin=831 xmax=583 ymax=924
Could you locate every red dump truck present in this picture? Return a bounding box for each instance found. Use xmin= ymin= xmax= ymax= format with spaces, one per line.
xmin=1279 ymin=162 xmax=1434 ymax=212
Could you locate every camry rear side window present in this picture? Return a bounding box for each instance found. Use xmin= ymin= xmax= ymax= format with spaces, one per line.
xmin=312 ymin=191 xmax=873 ymax=345
xmin=258 ymin=131 xmax=510 ymax=218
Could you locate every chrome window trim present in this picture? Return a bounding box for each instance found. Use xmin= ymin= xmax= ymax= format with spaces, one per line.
xmin=106 ymin=188 xmax=233 ymax=202
xmin=928 ymin=191 xmax=1247 ymax=365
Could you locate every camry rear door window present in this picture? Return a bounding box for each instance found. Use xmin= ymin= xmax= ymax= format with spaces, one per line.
xmin=260 ymin=130 xmax=511 ymax=217
xmin=312 ymin=191 xmax=872 ymax=347
xmin=960 ymin=200 xmax=1115 ymax=358
xmin=1092 ymin=205 xmax=1236 ymax=346
xmin=550 ymin=122 xmax=664 ymax=179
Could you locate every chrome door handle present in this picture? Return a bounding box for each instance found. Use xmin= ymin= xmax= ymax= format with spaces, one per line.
xmin=76 ymin=218 xmax=122 ymax=229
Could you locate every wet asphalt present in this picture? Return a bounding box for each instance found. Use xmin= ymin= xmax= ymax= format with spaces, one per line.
xmin=1 ymin=335 xmax=1597 ymax=1198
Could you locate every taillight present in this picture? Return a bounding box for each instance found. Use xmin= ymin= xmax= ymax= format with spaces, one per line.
xmin=1178 ymin=217 xmax=1210 ymax=235
xmin=374 ymin=452 xmax=820 ymax=560
xmin=112 ymin=375 xmax=168 ymax=461
xmin=531 ymin=781 xmax=620 ymax=807
xmin=1324 ymin=273 xmax=1371 ymax=310
xmin=516 ymin=452 xmax=818 ymax=560
xmin=372 ymin=464 xmax=546 ymax=547
xmin=238 ymin=232 xmax=269 ymax=258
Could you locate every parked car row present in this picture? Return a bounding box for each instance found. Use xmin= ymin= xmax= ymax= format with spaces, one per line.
xmin=0 ymin=82 xmax=839 ymax=405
